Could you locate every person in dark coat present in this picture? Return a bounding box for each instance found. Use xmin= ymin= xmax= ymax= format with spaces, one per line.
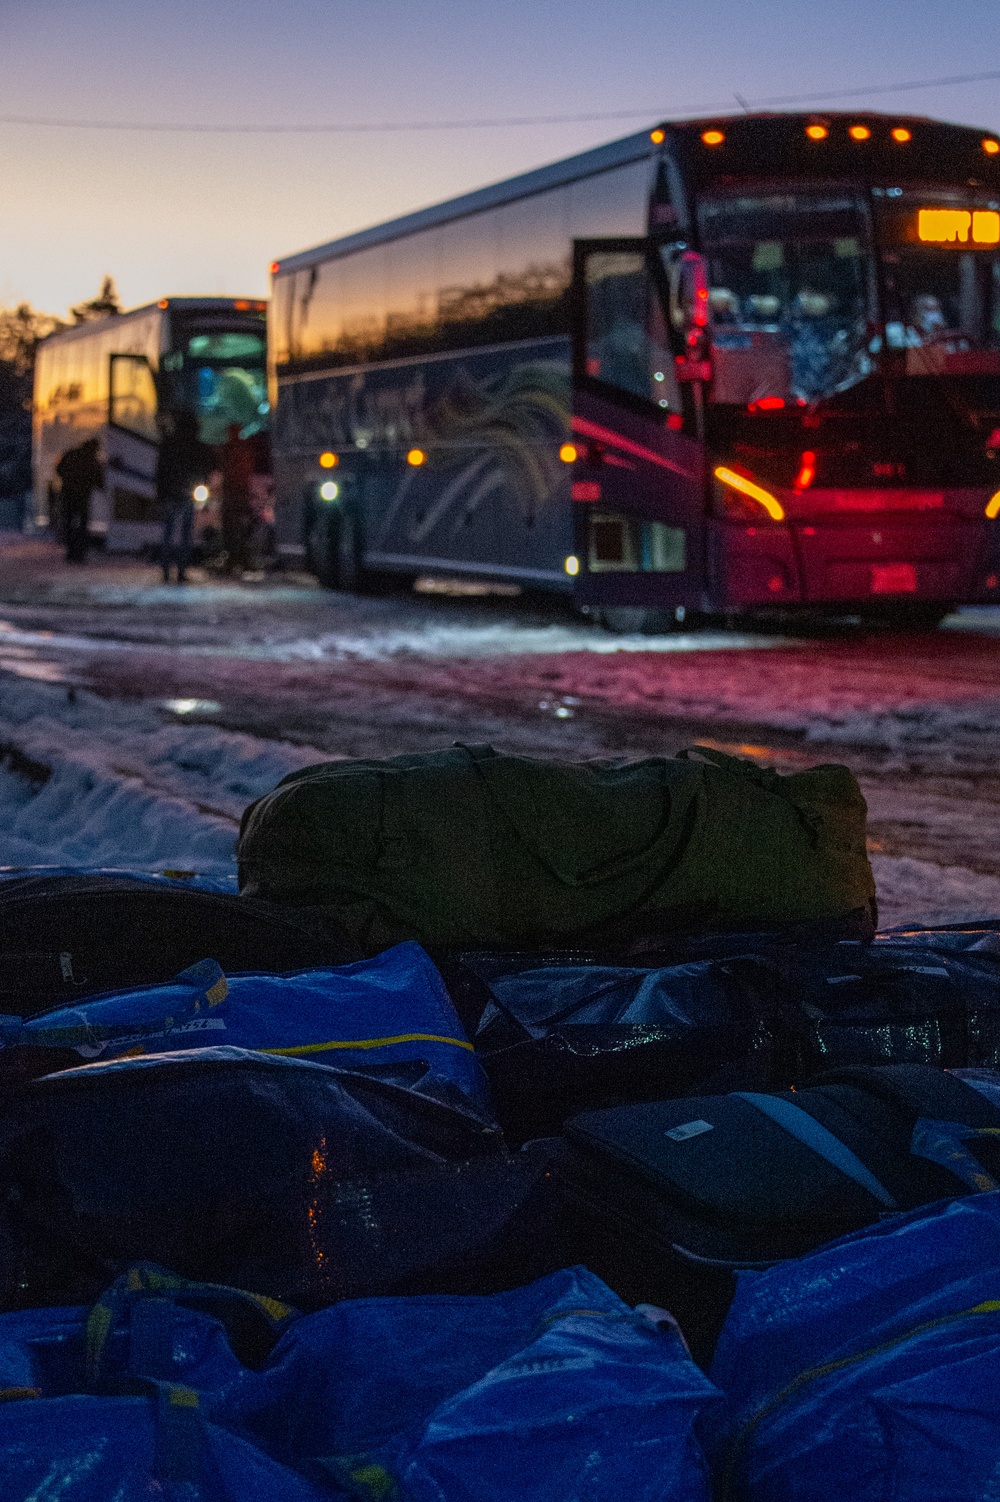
xmin=219 ymin=423 xmax=255 ymax=575
xmin=55 ymin=438 xmax=103 ymax=563
xmin=156 ymin=409 xmax=212 ymax=584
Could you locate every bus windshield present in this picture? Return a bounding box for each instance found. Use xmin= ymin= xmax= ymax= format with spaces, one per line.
xmin=698 ymin=188 xmax=874 ymax=406
xmin=164 ymin=325 xmax=268 ymax=444
xmin=873 ymin=188 xmax=1000 ymax=375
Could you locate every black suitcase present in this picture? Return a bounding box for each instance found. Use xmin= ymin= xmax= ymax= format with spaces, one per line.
xmin=0 ymin=873 xmax=356 ymax=1016
xmin=559 ymin=1064 xmax=1000 ymax=1362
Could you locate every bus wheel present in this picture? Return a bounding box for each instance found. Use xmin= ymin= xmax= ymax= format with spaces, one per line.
xmin=332 ymin=505 xmax=365 ymax=592
xmin=307 ymin=506 xmax=364 ymax=592
xmin=597 ymin=606 xmax=690 ymax=634
xmin=305 ymin=508 xmax=336 ymax=587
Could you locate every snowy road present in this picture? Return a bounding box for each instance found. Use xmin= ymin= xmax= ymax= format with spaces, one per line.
xmin=0 ymin=539 xmax=998 ymax=927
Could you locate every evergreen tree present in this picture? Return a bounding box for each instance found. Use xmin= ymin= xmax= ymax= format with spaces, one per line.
xmin=70 ymin=275 xmax=122 ymax=324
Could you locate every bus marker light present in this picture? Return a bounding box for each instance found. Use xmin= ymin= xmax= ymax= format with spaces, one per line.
xmin=849 ymin=124 xmax=871 ymax=141
xmin=714 ymin=466 xmax=786 ymax=521
xmin=319 ymin=481 xmax=339 ymax=501
xmin=986 ymin=490 xmax=1000 ymax=518
xmin=270 ymin=262 xmax=280 ymax=274
xmin=984 ymin=140 xmax=1000 ymax=156
xmin=319 ymin=451 xmax=338 ymax=468
xmin=988 ymin=574 xmax=999 ymax=589
xmin=407 ymin=448 xmax=426 ymax=466
xmin=559 ymin=443 xmax=578 ymax=463
xmin=795 ymin=450 xmax=817 ymax=490
xmin=768 ymin=575 xmax=783 ymax=593
xmin=891 ymin=127 xmax=912 ymax=143
xmin=157 ymin=299 xmax=169 ymax=309
xmin=650 ymin=129 xmax=666 ymax=144
xmin=748 ymin=395 xmax=785 ymax=411
xmin=564 ymin=554 xmax=580 ymax=576
xmin=701 ymin=129 xmax=725 ymax=146
xmin=805 ymin=124 xmax=828 ymax=141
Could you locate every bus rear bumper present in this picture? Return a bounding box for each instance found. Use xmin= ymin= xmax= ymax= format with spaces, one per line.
xmin=714 ymin=515 xmax=1000 ymax=608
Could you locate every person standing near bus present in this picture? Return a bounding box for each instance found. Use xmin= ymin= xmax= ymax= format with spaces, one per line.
xmin=219 ymin=423 xmax=255 ymax=575
xmin=156 ymin=409 xmax=211 ymax=584
xmin=55 ymin=438 xmax=103 ymax=563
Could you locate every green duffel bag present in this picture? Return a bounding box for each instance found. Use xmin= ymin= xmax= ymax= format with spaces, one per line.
xmin=237 ymin=744 xmax=875 ymax=952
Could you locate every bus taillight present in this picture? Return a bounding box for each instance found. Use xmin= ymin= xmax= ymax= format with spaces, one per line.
xmin=714 ymin=466 xmax=785 ymax=521
xmin=794 ymin=451 xmax=817 ymax=490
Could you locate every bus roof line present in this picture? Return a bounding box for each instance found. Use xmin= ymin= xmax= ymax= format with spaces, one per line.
xmin=273 ymin=128 xmax=654 ymax=275
xmin=39 ymin=298 xmax=264 ymax=348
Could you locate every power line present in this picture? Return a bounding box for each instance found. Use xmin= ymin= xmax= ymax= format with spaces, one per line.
xmin=0 ymin=68 xmax=998 ymax=136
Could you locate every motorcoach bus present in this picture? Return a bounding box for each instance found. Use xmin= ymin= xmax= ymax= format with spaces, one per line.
xmin=34 ymin=297 xmax=269 ymax=552
xmin=269 ymin=113 xmax=1000 ymax=626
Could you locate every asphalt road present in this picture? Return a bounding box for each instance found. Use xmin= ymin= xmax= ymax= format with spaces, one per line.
xmin=0 ymin=538 xmax=998 ymax=922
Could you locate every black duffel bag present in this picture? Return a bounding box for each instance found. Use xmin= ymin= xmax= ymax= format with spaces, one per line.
xmin=471 ymin=955 xmax=791 ymax=1141
xmin=0 ymin=872 xmax=356 ymax=1016
xmin=0 ymin=1046 xmax=565 ymax=1311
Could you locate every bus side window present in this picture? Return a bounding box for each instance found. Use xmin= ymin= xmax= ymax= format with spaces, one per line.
xmin=109 ymin=355 xmax=159 ymax=444
xmin=583 ymin=250 xmax=680 ymax=410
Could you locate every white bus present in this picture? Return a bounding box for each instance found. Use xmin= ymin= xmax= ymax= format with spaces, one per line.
xmin=33 ymin=296 xmax=268 ymax=551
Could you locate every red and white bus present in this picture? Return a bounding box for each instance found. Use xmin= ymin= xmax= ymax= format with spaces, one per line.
xmin=270 ymin=112 xmax=1000 ymax=627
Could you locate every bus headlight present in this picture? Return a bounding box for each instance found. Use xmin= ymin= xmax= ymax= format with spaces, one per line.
xmin=319 ymin=481 xmax=339 ymax=501
xmin=192 ymin=484 xmax=209 ymax=505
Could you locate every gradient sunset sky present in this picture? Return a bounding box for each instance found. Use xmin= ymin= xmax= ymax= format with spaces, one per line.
xmin=4 ymin=0 xmax=1000 ymax=315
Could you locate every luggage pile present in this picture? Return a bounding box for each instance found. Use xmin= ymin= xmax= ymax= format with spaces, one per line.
xmin=0 ymin=745 xmax=998 ymax=1498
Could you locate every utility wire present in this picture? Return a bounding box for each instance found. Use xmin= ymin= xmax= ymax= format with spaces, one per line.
xmin=0 ymin=67 xmax=997 ymax=136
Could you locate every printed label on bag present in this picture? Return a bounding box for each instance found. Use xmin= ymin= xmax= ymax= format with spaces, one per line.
xmin=665 ymin=1119 xmax=714 ymax=1142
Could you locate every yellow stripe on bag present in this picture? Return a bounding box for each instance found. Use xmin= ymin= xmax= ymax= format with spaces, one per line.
xmin=261 ymin=1032 xmax=475 ymax=1057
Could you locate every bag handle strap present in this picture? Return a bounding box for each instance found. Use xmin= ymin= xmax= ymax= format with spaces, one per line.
xmin=86 ymin=1262 xmax=297 ymax=1387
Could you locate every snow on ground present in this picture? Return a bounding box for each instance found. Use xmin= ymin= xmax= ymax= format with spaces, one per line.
xmin=871 ymin=855 xmax=1000 ymax=930
xmin=0 ymin=672 xmax=995 ymax=930
xmin=0 ymin=676 xmax=325 ymax=873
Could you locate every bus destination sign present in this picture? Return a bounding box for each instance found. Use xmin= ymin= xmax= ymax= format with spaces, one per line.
xmin=917 ymin=208 xmax=1000 ymax=245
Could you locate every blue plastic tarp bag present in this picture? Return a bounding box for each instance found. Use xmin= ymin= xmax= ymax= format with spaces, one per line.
xmin=0 ymin=941 xmax=490 ymax=1110
xmin=0 ymin=1395 xmax=329 ymax=1501
xmin=0 ymin=1263 xmax=716 ymax=1502
xmin=709 ymin=1190 xmax=1000 ymax=1502
xmin=238 ymin=1264 xmax=719 ymax=1501
xmin=0 ymin=1267 xmax=323 ymax=1502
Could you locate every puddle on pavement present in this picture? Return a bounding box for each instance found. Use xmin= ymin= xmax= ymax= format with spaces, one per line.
xmin=159 ymin=698 xmax=224 ymax=717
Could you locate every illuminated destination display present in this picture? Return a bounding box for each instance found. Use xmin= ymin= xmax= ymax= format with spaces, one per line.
xmin=917 ymin=208 xmax=1000 ymax=245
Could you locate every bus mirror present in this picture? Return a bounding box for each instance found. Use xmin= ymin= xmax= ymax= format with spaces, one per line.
xmin=666 ymin=249 xmax=712 ymax=379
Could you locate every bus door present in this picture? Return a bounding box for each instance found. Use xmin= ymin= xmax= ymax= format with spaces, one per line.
xmin=570 ymin=239 xmax=707 ymax=619
xmin=107 ymin=354 xmax=160 ymax=549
